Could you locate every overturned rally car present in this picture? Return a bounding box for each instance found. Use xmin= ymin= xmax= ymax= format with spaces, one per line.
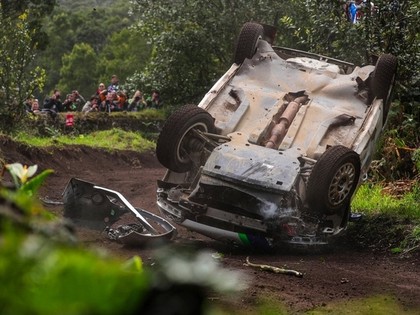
xmin=156 ymin=22 xmax=397 ymax=248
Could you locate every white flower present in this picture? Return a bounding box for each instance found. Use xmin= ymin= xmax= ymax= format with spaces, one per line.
xmin=6 ymin=163 xmax=38 ymax=186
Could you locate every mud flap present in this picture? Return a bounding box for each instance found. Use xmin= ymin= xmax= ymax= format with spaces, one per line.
xmin=63 ymin=178 xmax=176 ymax=246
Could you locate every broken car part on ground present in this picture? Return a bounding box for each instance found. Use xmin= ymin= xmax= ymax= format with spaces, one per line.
xmin=63 ymin=178 xmax=176 ymax=246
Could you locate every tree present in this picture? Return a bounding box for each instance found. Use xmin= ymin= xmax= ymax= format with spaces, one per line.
xmin=33 ymin=0 xmax=135 ymax=99
xmin=129 ymin=0 xmax=289 ymax=105
xmin=58 ymin=43 xmax=98 ymax=99
xmin=365 ymin=0 xmax=420 ymax=126
xmin=97 ymin=27 xmax=151 ymax=93
xmin=0 ymin=1 xmax=55 ymax=131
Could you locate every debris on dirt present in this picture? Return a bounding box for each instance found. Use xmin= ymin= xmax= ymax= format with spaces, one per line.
xmin=244 ymin=256 xmax=303 ymax=278
xmin=211 ymin=252 xmax=224 ymax=260
xmin=340 ymin=278 xmax=349 ymax=284
xmin=40 ymin=197 xmax=64 ymax=205
xmin=63 ymin=178 xmax=176 ymax=246
xmin=106 ymin=224 xmax=148 ymax=240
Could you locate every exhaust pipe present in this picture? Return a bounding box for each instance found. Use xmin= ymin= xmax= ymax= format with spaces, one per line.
xmin=265 ymin=95 xmax=308 ymax=149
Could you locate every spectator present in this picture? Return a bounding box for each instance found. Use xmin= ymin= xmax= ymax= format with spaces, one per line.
xmin=27 ymin=99 xmax=41 ymax=115
xmin=31 ymin=99 xmax=41 ymax=114
xmin=63 ymin=90 xmax=86 ymax=111
xmin=24 ymin=96 xmax=33 ymax=112
xmin=128 ymin=90 xmax=147 ymax=111
xmin=107 ymin=75 xmax=120 ymax=93
xmin=62 ymin=94 xmax=75 ymax=111
xmin=43 ymin=89 xmax=63 ymax=113
xmin=346 ymin=0 xmax=375 ymax=24
xmin=100 ymin=91 xmax=120 ymax=112
xmin=146 ymin=89 xmax=163 ymax=109
xmin=72 ymin=90 xmax=86 ymax=110
xmin=116 ymin=90 xmax=128 ymax=110
xmin=82 ymin=95 xmax=100 ymax=113
xmin=96 ymin=82 xmax=108 ymax=103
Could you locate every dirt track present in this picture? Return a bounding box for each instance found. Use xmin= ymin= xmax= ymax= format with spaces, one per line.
xmin=2 ymin=138 xmax=419 ymax=313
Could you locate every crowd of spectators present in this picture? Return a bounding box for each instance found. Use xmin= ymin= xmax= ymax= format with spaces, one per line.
xmin=25 ymin=74 xmax=163 ymax=116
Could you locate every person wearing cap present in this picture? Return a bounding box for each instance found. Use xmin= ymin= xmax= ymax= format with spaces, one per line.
xmin=107 ymin=75 xmax=120 ymax=93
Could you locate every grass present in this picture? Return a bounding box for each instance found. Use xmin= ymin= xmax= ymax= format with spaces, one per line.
xmin=107 ymin=108 xmax=166 ymax=120
xmin=214 ymin=294 xmax=420 ymax=315
xmin=350 ymin=182 xmax=420 ymax=254
xmin=13 ymin=128 xmax=156 ymax=152
xmin=306 ymin=295 xmax=420 ymax=315
xmin=352 ymin=183 xmax=420 ymax=219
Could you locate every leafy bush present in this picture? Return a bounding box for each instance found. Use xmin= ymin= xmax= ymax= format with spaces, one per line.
xmin=0 ymin=230 xmax=149 ymax=315
xmin=0 ymin=8 xmax=47 ymax=132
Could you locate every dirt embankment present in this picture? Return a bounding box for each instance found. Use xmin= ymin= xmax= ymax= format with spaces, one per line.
xmin=1 ymin=137 xmax=419 ymax=313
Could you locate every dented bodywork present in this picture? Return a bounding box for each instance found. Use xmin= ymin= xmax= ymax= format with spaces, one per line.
xmin=63 ymin=178 xmax=176 ymax=246
xmin=155 ymin=23 xmax=396 ymax=248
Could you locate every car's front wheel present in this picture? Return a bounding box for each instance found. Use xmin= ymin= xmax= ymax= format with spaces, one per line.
xmin=307 ymin=146 xmax=361 ymax=216
xmin=156 ymin=104 xmax=216 ymax=173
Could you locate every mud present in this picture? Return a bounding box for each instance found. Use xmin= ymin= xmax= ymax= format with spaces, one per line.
xmin=1 ymin=137 xmax=419 ymax=313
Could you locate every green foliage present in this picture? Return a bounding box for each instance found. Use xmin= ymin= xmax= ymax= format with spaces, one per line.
xmin=350 ymin=183 xmax=419 ymax=255
xmin=57 ymin=0 xmax=118 ymax=10
xmin=58 ymin=43 xmax=99 ymax=98
xmin=278 ymin=0 xmax=365 ymax=63
xmin=0 ymin=0 xmax=55 ymax=51
xmin=0 ymin=8 xmax=48 ymax=132
xmin=369 ymin=126 xmax=419 ymax=181
xmin=413 ymin=149 xmax=420 ymax=173
xmin=218 ymin=294 xmax=419 ymax=315
xmin=97 ymin=28 xmax=151 ymax=89
xmin=5 ymin=163 xmax=54 ymax=212
xmin=6 ymin=163 xmax=39 ymax=188
xmin=0 ymin=0 xmax=55 ymax=125
xmin=0 ymin=227 xmax=148 ymax=315
xmin=2 ymin=163 xmax=54 ymax=217
xmin=307 ymin=295 xmax=419 ymax=315
xmin=397 ymin=224 xmax=420 ymax=255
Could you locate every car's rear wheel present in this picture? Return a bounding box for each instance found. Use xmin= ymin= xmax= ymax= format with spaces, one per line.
xmin=156 ymin=104 xmax=215 ymax=173
xmin=233 ymin=22 xmax=264 ymax=64
xmin=307 ymin=146 xmax=361 ymax=216
xmin=370 ymin=54 xmax=397 ymax=123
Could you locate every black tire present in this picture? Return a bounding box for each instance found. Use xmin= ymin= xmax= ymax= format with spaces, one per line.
xmin=307 ymin=146 xmax=361 ymax=216
xmin=156 ymin=104 xmax=215 ymax=173
xmin=233 ymin=22 xmax=264 ymax=64
xmin=370 ymin=54 xmax=397 ymax=123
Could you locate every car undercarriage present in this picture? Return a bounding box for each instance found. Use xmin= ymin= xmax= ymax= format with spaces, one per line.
xmin=155 ymin=22 xmax=397 ymax=248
